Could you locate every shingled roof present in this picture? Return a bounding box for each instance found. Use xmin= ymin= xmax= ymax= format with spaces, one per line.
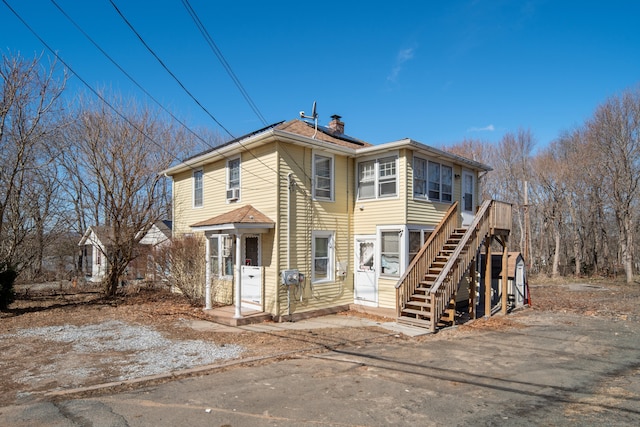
xmin=191 ymin=205 xmax=274 ymax=228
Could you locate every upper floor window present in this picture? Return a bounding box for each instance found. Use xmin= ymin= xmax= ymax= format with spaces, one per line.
xmin=414 ymin=157 xmax=452 ymax=203
xmin=313 ymin=153 xmax=333 ymax=200
xmin=193 ymin=169 xmax=203 ymax=208
xmin=357 ymin=156 xmax=398 ymax=200
xmin=226 ymin=158 xmax=240 ymax=202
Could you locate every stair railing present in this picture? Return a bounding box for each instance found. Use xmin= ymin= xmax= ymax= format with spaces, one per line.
xmin=395 ymin=202 xmax=460 ymax=317
xmin=428 ymin=199 xmax=493 ymax=332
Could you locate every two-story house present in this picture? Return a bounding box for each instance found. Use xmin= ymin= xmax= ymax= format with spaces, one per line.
xmin=164 ymin=115 xmax=512 ymax=330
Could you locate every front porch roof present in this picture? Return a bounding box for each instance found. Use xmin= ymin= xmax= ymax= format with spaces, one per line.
xmin=190 ymin=205 xmax=275 ymax=233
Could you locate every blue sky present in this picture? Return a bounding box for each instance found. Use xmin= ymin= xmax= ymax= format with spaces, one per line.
xmin=2 ymin=1 xmax=640 ymax=150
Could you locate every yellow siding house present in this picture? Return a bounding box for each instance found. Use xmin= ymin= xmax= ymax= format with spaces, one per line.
xmin=164 ymin=114 xmax=491 ymax=321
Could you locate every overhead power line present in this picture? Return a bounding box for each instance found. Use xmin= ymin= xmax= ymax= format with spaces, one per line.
xmin=108 ymin=0 xmax=235 ymax=139
xmin=181 ymin=0 xmax=268 ymax=126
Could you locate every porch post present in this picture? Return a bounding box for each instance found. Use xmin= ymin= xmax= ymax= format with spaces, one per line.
xmin=233 ymin=232 xmax=243 ymax=319
xmin=484 ymin=237 xmax=492 ymax=318
xmin=204 ymin=235 xmax=212 ymax=310
xmin=469 ymin=257 xmax=476 ymax=319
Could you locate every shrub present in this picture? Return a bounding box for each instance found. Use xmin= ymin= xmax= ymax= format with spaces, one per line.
xmin=0 ymin=264 xmax=17 ymax=310
xmin=159 ymin=235 xmax=206 ymax=305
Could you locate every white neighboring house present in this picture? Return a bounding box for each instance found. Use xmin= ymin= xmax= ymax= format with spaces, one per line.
xmin=78 ymin=221 xmax=172 ymax=283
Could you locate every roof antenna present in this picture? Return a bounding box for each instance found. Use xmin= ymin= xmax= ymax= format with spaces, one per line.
xmin=299 ymin=101 xmax=318 ymax=139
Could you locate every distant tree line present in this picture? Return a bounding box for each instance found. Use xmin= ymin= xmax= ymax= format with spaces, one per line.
xmin=0 ymin=51 xmax=217 ymax=296
xmin=447 ymin=86 xmax=640 ymax=284
xmin=2 ymin=51 xmax=639 ymax=297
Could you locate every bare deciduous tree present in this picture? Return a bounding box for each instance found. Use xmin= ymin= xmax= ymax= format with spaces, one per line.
xmin=587 ymin=87 xmax=640 ymax=283
xmin=61 ymin=95 xmax=189 ymax=296
xmin=0 ymin=52 xmax=66 ymax=275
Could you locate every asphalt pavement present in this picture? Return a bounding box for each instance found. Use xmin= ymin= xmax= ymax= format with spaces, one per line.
xmin=2 ymin=310 xmax=639 ymax=426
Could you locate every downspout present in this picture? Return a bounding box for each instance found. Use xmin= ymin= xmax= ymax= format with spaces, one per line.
xmin=287 ymin=173 xmax=293 ymax=269
xmin=233 ymin=232 xmax=243 ymax=319
xmin=287 ymin=172 xmax=294 ymax=318
xmin=204 ymin=235 xmax=212 ymax=310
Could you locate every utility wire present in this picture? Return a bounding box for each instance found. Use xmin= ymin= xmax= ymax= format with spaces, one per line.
xmin=181 ymin=0 xmax=268 ymax=126
xmin=109 ymin=0 xmax=281 ymax=179
xmin=108 ymin=0 xmax=235 ymax=139
xmin=2 ymin=0 xmax=237 ymax=189
xmin=48 ymin=0 xmax=275 ymax=187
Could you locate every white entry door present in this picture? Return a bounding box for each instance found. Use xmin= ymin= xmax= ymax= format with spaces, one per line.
xmin=461 ymin=170 xmax=475 ymax=226
xmin=354 ymin=236 xmax=377 ymax=306
xmin=241 ymin=235 xmax=261 ymax=309
xmin=241 ymin=266 xmax=262 ymax=308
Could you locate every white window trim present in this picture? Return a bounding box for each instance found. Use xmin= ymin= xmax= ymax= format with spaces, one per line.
xmin=407 ymin=226 xmax=435 ymax=263
xmin=193 ymin=168 xmax=203 ymax=208
xmin=226 ymin=156 xmax=241 ymax=203
xmin=377 ymin=226 xmax=404 ymax=278
xmin=209 ymin=234 xmax=234 ymax=279
xmin=312 ymin=230 xmax=335 ymax=283
xmin=312 ymin=151 xmax=335 ymax=201
xmin=356 ymin=153 xmax=399 ymax=201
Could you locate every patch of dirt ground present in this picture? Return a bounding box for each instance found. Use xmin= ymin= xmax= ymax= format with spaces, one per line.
xmin=1 ymin=277 xmax=640 ymax=405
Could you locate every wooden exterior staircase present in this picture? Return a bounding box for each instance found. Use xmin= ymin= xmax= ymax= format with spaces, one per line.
xmin=395 ymin=200 xmax=512 ymax=332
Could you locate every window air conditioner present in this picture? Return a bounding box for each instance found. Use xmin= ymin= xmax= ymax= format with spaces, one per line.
xmin=226 ymin=188 xmax=240 ymax=201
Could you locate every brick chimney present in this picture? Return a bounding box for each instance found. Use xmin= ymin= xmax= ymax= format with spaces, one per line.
xmin=328 ymin=114 xmax=344 ymax=134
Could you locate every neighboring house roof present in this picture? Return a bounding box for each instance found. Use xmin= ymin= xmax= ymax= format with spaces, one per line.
xmin=191 ymin=205 xmax=275 ymax=231
xmin=78 ymin=226 xmax=115 ymax=247
xmin=139 ymin=220 xmax=173 ymax=246
xmin=79 ymin=221 xmax=172 ymax=247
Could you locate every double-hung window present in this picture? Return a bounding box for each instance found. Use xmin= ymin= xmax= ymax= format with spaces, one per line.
xmin=408 ymin=229 xmax=433 ymax=262
xmin=209 ymin=235 xmax=234 ymax=278
xmin=378 ymin=156 xmax=397 ymax=197
xmin=312 ymin=231 xmax=334 ymax=283
xmin=227 ymin=158 xmax=240 ymax=202
xmin=380 ymin=230 xmax=401 ymax=277
xmin=357 ymin=156 xmax=398 ymax=200
xmin=357 ymin=160 xmax=376 ymax=199
xmin=193 ymin=169 xmax=203 ymax=208
xmin=313 ymin=153 xmax=333 ymax=200
xmin=413 ymin=157 xmax=427 ymax=198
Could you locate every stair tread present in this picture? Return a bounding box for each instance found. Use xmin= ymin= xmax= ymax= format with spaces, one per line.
xmin=405 ymin=300 xmax=432 ymax=308
xmin=402 ymin=307 xmax=432 ymax=315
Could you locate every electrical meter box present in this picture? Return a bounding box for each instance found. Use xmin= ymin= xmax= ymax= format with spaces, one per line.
xmin=281 ymin=269 xmax=300 ymax=286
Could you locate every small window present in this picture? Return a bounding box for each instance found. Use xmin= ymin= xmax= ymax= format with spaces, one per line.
xmin=408 ymin=229 xmax=433 ymax=262
xmin=380 ymin=231 xmax=400 ymax=277
xmin=378 ymin=156 xmax=397 ymax=197
xmin=228 ymin=158 xmax=240 ymax=189
xmin=413 ymin=157 xmax=427 ymax=198
xmin=222 ymin=236 xmax=234 ymax=277
xmin=357 ymin=161 xmax=376 ymax=199
xmin=193 ymin=169 xmax=203 ymax=207
xmin=313 ymin=154 xmax=333 ymax=200
xmin=312 ymin=231 xmax=334 ymax=282
xmin=209 ymin=235 xmax=234 ymax=278
xmin=409 ymin=231 xmax=422 ymax=262
xmin=209 ymin=236 xmax=219 ymax=276
xmin=227 ymin=158 xmax=240 ymax=202
xmin=428 ymin=161 xmax=440 ymax=200
xmin=441 ymin=165 xmax=453 ymax=202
